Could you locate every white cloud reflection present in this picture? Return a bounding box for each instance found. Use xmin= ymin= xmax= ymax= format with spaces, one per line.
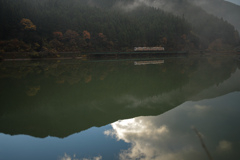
xmin=104 ymin=117 xmax=202 ymax=160
xmin=59 ymin=153 xmax=102 ymax=160
xmin=117 ymin=90 xmax=180 ymax=109
xmin=60 ymin=153 xmax=78 ymax=160
xmin=217 ymin=140 xmax=232 ymax=152
xmin=105 ymin=92 xmax=240 ymax=160
xmin=105 ymin=118 xmax=169 ymax=142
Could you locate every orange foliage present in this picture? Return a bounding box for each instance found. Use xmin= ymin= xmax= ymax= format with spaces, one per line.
xmin=98 ymin=33 xmax=105 ymax=39
xmin=83 ymin=30 xmax=91 ymax=40
xmin=98 ymin=33 xmax=107 ymax=41
xmin=53 ymin=31 xmax=63 ymax=40
xmin=64 ymin=30 xmax=79 ymax=40
xmin=20 ymin=18 xmax=36 ymax=31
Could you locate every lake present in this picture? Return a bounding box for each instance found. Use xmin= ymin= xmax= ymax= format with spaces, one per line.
xmin=0 ymin=55 xmax=240 ymax=160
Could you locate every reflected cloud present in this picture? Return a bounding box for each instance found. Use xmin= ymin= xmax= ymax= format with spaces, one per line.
xmin=59 ymin=153 xmax=78 ymax=160
xmin=104 ymin=117 xmax=199 ymax=160
xmin=118 ymin=91 xmax=178 ymax=109
xmin=187 ymin=104 xmax=209 ymax=118
xmin=82 ymin=156 xmax=102 ymax=160
xmin=105 ymin=118 xmax=169 ymax=142
xmin=194 ymin=104 xmax=208 ymax=111
xmin=217 ymin=140 xmax=232 ymax=152
xmin=105 ymin=92 xmax=240 ymax=160
xmin=59 ymin=153 xmax=102 ymax=160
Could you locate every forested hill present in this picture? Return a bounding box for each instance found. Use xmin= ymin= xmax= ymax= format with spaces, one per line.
xmin=0 ymin=0 xmax=239 ymax=53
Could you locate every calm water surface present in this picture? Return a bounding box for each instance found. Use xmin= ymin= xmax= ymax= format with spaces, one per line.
xmin=0 ymin=55 xmax=240 ymax=160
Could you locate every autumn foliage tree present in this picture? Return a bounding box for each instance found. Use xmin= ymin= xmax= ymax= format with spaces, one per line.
xmin=0 ymin=39 xmax=30 ymax=52
xmin=20 ymin=18 xmax=36 ymax=31
xmin=83 ymin=30 xmax=91 ymax=40
xmin=53 ymin=32 xmax=63 ymax=40
xmin=98 ymin=33 xmax=107 ymax=41
xmin=64 ymin=30 xmax=79 ymax=40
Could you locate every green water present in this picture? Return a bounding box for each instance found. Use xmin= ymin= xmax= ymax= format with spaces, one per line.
xmin=0 ymin=55 xmax=240 ymax=159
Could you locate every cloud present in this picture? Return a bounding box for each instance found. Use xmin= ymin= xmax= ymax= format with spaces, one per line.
xmin=217 ymin=140 xmax=232 ymax=152
xmin=113 ymin=0 xmax=167 ymax=12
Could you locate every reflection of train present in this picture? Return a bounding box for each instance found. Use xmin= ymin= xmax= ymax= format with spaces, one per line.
xmin=134 ymin=47 xmax=165 ymax=52
xmin=134 ymin=60 xmax=164 ymax=65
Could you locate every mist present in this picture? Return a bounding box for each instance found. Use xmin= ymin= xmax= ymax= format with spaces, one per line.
xmin=113 ymin=0 xmax=178 ymax=12
xmin=189 ymin=0 xmax=240 ymax=32
xmin=112 ymin=0 xmax=240 ymax=33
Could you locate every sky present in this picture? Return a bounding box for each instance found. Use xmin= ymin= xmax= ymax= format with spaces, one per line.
xmin=225 ymin=0 xmax=240 ymax=5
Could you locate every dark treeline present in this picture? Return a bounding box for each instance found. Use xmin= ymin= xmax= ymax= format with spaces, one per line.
xmin=0 ymin=0 xmax=239 ymax=53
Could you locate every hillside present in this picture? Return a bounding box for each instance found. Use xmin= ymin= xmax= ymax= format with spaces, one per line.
xmin=0 ymin=0 xmax=239 ymax=53
xmin=102 ymin=0 xmax=240 ymax=50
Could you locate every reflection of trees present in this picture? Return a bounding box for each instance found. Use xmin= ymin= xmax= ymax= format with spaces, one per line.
xmin=26 ymin=86 xmax=41 ymax=96
xmin=0 ymin=56 xmax=238 ymax=88
xmin=0 ymin=56 xmax=238 ymax=104
xmin=0 ymin=56 xmax=239 ymax=138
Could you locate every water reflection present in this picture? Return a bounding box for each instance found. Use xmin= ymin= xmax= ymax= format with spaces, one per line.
xmin=0 ymin=56 xmax=240 ymax=138
xmin=0 ymin=55 xmax=240 ymax=159
xmin=105 ymin=91 xmax=240 ymax=160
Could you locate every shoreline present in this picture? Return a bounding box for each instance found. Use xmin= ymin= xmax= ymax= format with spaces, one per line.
xmin=0 ymin=50 xmax=239 ymax=61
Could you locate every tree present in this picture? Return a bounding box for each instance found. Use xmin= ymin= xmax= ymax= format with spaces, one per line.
xmin=64 ymin=30 xmax=79 ymax=40
xmin=98 ymin=33 xmax=107 ymax=41
xmin=20 ymin=18 xmax=36 ymax=31
xmin=83 ymin=30 xmax=91 ymax=40
xmin=53 ymin=31 xmax=63 ymax=40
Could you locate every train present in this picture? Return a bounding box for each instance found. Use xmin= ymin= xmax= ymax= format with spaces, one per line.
xmin=134 ymin=47 xmax=165 ymax=52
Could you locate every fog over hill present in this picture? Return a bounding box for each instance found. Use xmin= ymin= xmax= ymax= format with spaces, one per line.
xmin=109 ymin=0 xmax=240 ymax=33
xmin=191 ymin=0 xmax=240 ymax=32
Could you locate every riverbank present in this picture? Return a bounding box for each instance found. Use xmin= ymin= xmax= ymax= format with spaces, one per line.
xmin=0 ymin=50 xmax=239 ymax=61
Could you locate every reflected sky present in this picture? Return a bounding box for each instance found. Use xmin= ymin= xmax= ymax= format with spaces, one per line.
xmin=1 ymin=91 xmax=239 ymax=160
xmin=0 ymin=125 xmax=129 ymax=160
xmin=105 ymin=91 xmax=240 ymax=160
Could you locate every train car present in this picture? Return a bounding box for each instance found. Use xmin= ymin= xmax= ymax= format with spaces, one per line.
xmin=134 ymin=47 xmax=164 ymax=52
